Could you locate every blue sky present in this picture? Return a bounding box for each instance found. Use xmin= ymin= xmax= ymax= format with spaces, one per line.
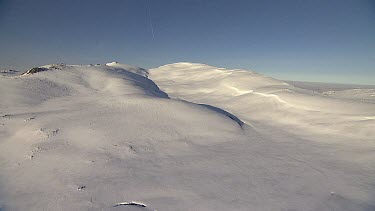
xmin=0 ymin=0 xmax=374 ymax=84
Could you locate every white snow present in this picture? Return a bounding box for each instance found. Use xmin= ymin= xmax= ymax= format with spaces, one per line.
xmin=150 ymin=62 xmax=375 ymax=142
xmin=0 ymin=62 xmax=374 ymax=210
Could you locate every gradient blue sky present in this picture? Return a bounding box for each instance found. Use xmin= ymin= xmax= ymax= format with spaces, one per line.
xmin=1 ymin=0 xmax=374 ymax=84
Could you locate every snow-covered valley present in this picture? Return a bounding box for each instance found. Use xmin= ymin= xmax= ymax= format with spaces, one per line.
xmin=0 ymin=63 xmax=374 ymax=210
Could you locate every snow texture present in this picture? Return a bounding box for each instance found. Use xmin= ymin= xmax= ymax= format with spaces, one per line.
xmin=0 ymin=62 xmax=374 ymax=211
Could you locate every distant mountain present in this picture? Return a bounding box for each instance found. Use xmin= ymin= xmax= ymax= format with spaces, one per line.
xmin=0 ymin=69 xmax=19 ymax=75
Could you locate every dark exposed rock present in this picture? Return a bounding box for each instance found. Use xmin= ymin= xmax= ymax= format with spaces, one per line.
xmin=22 ymin=64 xmax=65 ymax=75
xmin=23 ymin=67 xmax=48 ymax=75
xmin=77 ymin=186 xmax=86 ymax=190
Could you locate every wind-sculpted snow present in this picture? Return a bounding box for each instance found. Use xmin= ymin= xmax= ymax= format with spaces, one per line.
xmin=106 ymin=61 xmax=149 ymax=77
xmin=0 ymin=63 xmax=375 ymax=210
xmin=150 ymin=62 xmax=375 ymax=142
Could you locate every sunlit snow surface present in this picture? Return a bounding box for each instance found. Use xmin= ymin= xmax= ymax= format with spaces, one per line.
xmin=0 ymin=63 xmax=374 ymax=210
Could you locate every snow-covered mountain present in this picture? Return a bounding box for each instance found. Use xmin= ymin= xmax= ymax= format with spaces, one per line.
xmin=0 ymin=69 xmax=19 ymax=76
xmin=150 ymin=62 xmax=375 ymax=141
xmin=0 ymin=63 xmax=374 ymax=210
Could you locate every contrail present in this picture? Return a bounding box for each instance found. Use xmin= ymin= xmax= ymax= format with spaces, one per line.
xmin=147 ymin=0 xmax=155 ymax=39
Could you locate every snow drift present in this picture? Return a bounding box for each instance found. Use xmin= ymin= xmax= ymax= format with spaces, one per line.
xmin=150 ymin=62 xmax=375 ymax=142
xmin=0 ymin=62 xmax=374 ymax=211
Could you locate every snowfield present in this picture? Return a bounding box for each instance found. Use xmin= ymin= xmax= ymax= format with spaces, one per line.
xmin=0 ymin=62 xmax=374 ymax=210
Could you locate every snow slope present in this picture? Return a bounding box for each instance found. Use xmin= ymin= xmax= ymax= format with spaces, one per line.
xmin=0 ymin=62 xmax=374 ymax=210
xmin=287 ymin=81 xmax=375 ymax=103
xmin=150 ymin=62 xmax=375 ymax=142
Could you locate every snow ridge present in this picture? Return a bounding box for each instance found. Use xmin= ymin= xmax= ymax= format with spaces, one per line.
xmin=150 ymin=62 xmax=375 ymax=141
xmin=0 ymin=62 xmax=374 ymax=211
